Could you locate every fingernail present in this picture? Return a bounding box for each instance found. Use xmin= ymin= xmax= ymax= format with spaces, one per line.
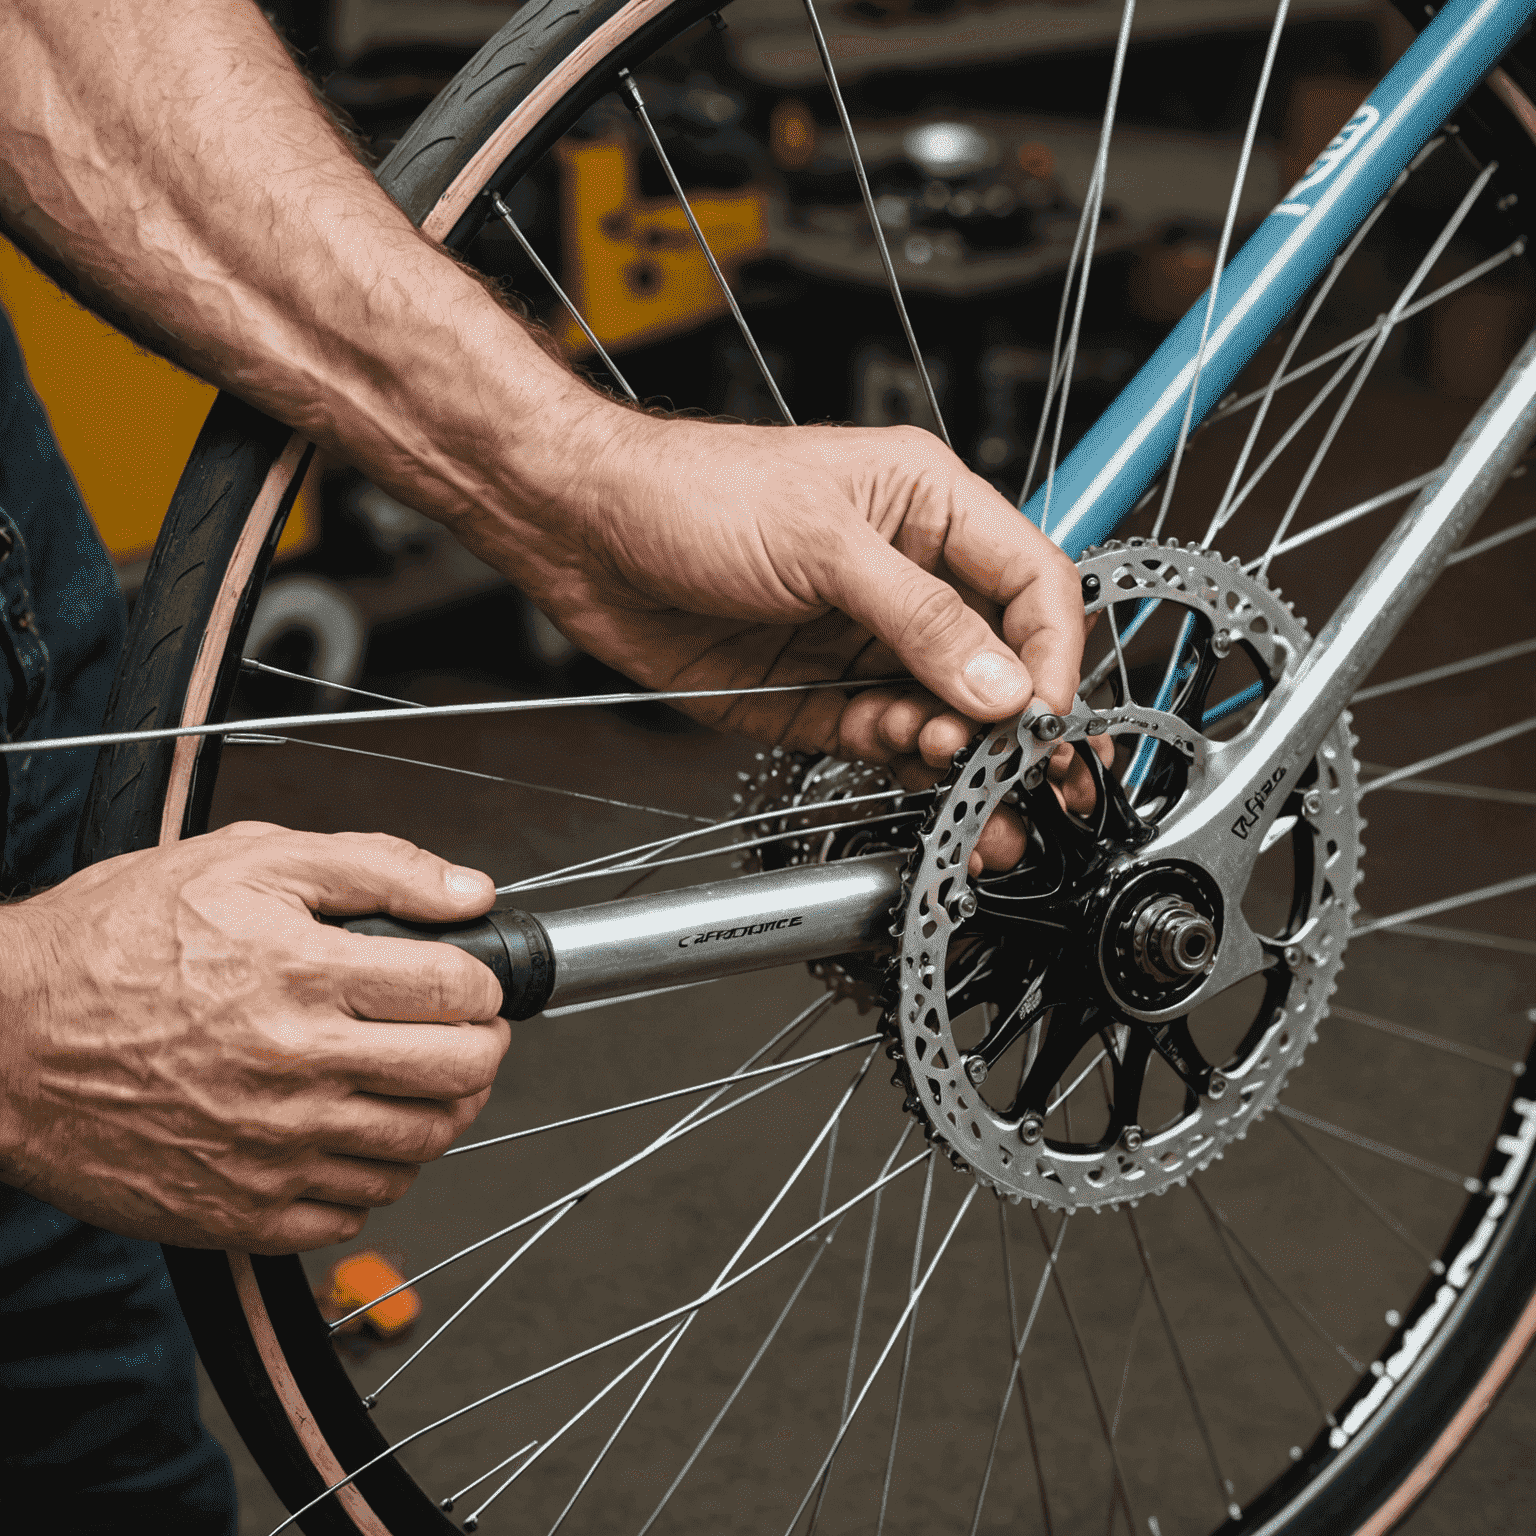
xmin=445 ymin=867 xmax=485 ymax=898
xmin=963 ymin=651 xmax=1028 ymax=710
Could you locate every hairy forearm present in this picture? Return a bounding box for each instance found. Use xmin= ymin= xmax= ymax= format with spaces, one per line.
xmin=0 ymin=0 xmax=620 ymax=529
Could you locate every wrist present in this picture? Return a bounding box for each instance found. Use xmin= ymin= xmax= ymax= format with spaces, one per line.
xmin=0 ymin=897 xmax=55 ymax=1182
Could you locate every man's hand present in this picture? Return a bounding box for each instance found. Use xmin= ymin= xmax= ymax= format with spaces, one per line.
xmin=456 ymin=409 xmax=1094 ymax=870
xmin=0 ymin=824 xmax=507 ymax=1253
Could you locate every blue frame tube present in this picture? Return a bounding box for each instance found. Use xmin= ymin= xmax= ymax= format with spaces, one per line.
xmin=1025 ymin=0 xmax=1536 ymax=558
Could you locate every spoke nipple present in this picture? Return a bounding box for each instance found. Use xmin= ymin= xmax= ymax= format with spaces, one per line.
xmin=1019 ymin=1113 xmax=1044 ymax=1145
xmin=362 ymin=1394 xmax=378 ymax=1410
xmin=1206 ymin=1072 xmax=1228 ymax=1101
xmin=464 ymin=1518 xmax=479 ymax=1532
xmin=1211 ymin=628 xmax=1232 ymax=658
xmin=440 ymin=1498 xmax=455 ymax=1512
xmin=965 ymin=1055 xmax=988 ymax=1086
xmin=1120 ymin=1124 xmax=1144 ymax=1152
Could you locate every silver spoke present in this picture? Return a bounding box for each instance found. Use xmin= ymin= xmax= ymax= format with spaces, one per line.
xmin=1275 ymin=1104 xmax=1481 ymax=1191
xmin=1036 ymin=0 xmax=1137 ymax=531
xmin=270 ymin=1150 xmax=934 ymax=1536
xmin=1331 ymin=1003 xmax=1526 ymax=1075
xmin=230 ymin=732 xmax=708 ymax=824
xmin=1031 ymin=1206 xmax=1139 ymax=1534
xmin=641 ymin=1123 xmax=916 ymax=1536
xmin=492 ymin=191 xmax=638 ymax=402
xmin=968 ymin=1206 xmax=1064 ymax=1536
xmin=367 ymin=1201 xmax=578 ymax=1406
xmin=799 ymin=0 xmax=948 ymax=445
xmin=498 ymin=786 xmax=920 ymax=894
xmin=1357 ymin=716 xmax=1536 ymax=795
xmin=1126 ymin=1209 xmax=1239 ymax=1520
xmin=1048 ymin=1047 xmax=1108 ymax=1116
xmin=1151 ymin=0 xmax=1290 ymax=540
xmin=1256 ymin=160 xmax=1500 ymax=577
xmin=1205 ymin=166 xmax=1411 ymax=541
xmin=331 ymin=992 xmax=839 ymax=1331
xmin=1274 ymin=1113 xmax=1442 ymax=1272
xmin=495 ymin=815 xmax=921 ymax=897
xmin=875 ymin=1153 xmax=937 ymax=1536
xmin=1190 ymin=1183 xmax=1334 ymax=1424
xmin=461 ymin=1323 xmax=687 ymax=1530
xmin=1371 ymin=920 xmax=1536 ymax=958
xmin=1195 ymin=1192 xmax=1366 ymax=1374
xmin=1354 ymin=768 xmax=1536 ymax=808
xmin=1447 ymin=510 xmax=1536 ymax=566
xmin=1209 ymin=335 xmax=1372 ymax=537
xmin=1248 ymin=472 xmax=1435 ymax=568
xmin=619 ymin=71 xmax=792 ymax=423
xmin=441 ymin=1439 xmax=538 ymax=1514
xmin=1354 ymin=635 xmax=1536 ymax=703
xmin=1211 ymin=227 xmax=1517 ymax=428
xmin=1353 ymin=872 xmax=1536 ymax=938
xmin=446 ymin=1035 xmax=878 ymax=1159
xmin=3 ymin=675 xmax=902 ymax=758
xmin=527 ymin=1059 xmax=867 ymax=1534
xmin=781 ymin=1183 xmax=978 ymax=1536
xmin=1103 ymin=1279 xmax=1149 ymax=1536
xmin=239 ymin=658 xmax=423 ymax=708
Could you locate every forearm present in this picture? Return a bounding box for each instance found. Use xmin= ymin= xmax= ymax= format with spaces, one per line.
xmin=0 ymin=0 xmax=618 ymax=530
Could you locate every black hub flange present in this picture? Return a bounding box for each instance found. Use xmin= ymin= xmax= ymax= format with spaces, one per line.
xmin=1098 ymin=861 xmax=1225 ymax=1013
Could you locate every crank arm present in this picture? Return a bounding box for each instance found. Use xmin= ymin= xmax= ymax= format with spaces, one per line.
xmin=335 ymin=853 xmax=906 ymax=1019
xmin=1141 ymin=327 xmax=1536 ymax=999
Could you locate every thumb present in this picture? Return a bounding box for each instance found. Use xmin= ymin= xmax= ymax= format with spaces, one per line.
xmin=827 ymin=525 xmax=1033 ymax=720
xmin=236 ymin=828 xmax=497 ymax=923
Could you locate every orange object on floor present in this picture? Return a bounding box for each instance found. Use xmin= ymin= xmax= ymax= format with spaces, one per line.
xmin=316 ymin=1251 xmax=422 ymax=1341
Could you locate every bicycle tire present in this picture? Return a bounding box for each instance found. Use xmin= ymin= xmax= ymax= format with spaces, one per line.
xmin=74 ymin=3 xmax=1536 ymax=1534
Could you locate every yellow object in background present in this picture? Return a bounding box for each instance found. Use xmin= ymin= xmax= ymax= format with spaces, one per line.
xmin=0 ymin=239 xmax=314 ymax=570
xmin=556 ymin=138 xmax=767 ymax=356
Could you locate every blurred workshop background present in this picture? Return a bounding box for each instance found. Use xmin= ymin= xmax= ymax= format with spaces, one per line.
xmin=1 ymin=1 xmax=1531 ymax=1530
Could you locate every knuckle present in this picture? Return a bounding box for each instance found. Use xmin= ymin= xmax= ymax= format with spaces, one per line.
xmin=897 ymin=582 xmax=968 ymax=650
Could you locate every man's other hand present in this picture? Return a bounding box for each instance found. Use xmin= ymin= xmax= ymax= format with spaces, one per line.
xmin=0 ymin=824 xmax=507 ymax=1253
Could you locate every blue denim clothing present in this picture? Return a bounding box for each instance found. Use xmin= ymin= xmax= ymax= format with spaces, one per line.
xmin=1 ymin=302 xmax=236 ymax=1531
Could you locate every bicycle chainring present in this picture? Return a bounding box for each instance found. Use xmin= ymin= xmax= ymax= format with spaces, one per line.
xmin=883 ymin=540 xmax=1364 ymax=1210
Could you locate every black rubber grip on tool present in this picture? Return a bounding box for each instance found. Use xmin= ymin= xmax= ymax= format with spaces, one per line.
xmin=329 ymin=908 xmax=555 ymax=1020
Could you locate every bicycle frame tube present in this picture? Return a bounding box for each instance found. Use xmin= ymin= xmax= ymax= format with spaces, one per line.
xmin=1027 ymin=0 xmax=1536 ymax=556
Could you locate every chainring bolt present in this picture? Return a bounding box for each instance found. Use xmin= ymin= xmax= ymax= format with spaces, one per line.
xmin=1302 ymin=788 xmax=1323 ymax=817
xmin=948 ymin=887 xmax=978 ymax=923
xmin=1018 ymin=1114 xmax=1045 ymax=1145
xmin=1030 ymin=712 xmax=1067 ymax=742
xmin=1207 ymin=1072 xmax=1229 ymax=1100
xmin=1211 ymin=628 xmax=1233 ymax=657
xmin=1086 ymin=716 xmax=1109 ymax=735
xmin=965 ymin=1055 xmax=988 ymax=1086
xmin=1283 ymin=944 xmax=1304 ymax=969
xmin=1120 ymin=1125 xmax=1145 ymax=1152
xmin=1081 ymin=572 xmax=1101 ymax=603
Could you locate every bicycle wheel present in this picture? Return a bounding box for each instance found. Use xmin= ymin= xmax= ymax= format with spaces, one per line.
xmin=75 ymin=2 xmax=1536 ymax=1534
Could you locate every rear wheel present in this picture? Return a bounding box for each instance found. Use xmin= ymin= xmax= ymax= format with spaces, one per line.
xmin=79 ymin=3 xmax=1536 ymax=1533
